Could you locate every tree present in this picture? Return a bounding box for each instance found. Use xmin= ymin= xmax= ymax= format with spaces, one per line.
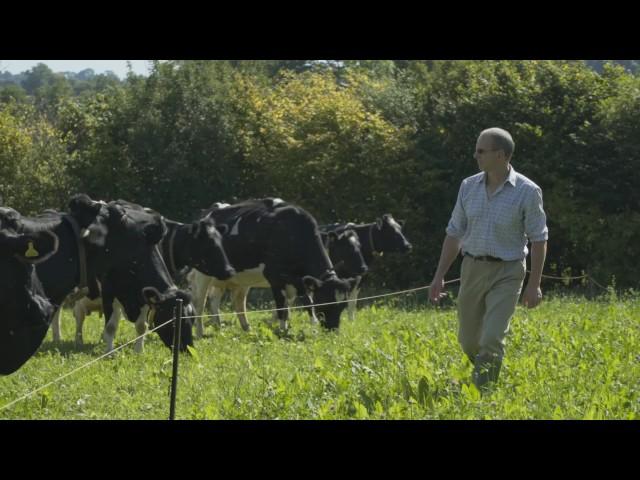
xmin=0 ymin=84 xmax=28 ymax=104
xmin=0 ymin=103 xmax=72 ymax=214
xmin=21 ymin=63 xmax=56 ymax=95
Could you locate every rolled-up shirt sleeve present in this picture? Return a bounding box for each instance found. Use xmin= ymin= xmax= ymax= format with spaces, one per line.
xmin=524 ymin=186 xmax=548 ymax=242
xmin=446 ymin=180 xmax=467 ymax=239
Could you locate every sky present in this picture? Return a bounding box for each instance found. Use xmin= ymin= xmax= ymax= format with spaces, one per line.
xmin=0 ymin=60 xmax=152 ymax=79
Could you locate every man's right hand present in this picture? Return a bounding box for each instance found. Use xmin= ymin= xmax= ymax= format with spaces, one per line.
xmin=429 ymin=276 xmax=447 ymax=304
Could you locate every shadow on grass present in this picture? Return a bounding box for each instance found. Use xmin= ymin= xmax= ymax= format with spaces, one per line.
xmin=37 ymin=340 xmax=101 ymax=357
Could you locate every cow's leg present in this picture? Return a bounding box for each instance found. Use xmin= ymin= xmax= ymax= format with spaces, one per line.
xmin=230 ymin=286 xmax=251 ymax=331
xmin=189 ymin=270 xmax=213 ymax=339
xmin=270 ymin=286 xmax=289 ymax=331
xmin=103 ymin=300 xmax=121 ymax=353
xmin=284 ymin=289 xmax=296 ymax=319
xmin=134 ymin=305 xmax=149 ymax=353
xmin=206 ymin=286 xmax=225 ymax=328
xmin=300 ymin=294 xmax=319 ymax=325
xmin=73 ymin=298 xmax=87 ymax=346
xmin=347 ymin=278 xmax=362 ymax=321
xmin=51 ymin=306 xmax=62 ymax=343
xmin=271 ymin=293 xmax=280 ymax=322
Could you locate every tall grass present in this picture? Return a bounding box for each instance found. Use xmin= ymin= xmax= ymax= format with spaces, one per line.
xmin=1 ymin=294 xmax=638 ymax=419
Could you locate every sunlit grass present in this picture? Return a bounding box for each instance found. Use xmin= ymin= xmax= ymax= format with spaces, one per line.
xmin=1 ymin=293 xmax=638 ymax=419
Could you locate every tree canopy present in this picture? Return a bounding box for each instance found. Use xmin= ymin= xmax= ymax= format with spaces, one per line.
xmin=2 ymin=60 xmax=639 ymax=288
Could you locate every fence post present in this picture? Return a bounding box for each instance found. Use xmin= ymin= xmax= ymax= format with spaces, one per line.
xmin=169 ymin=299 xmax=183 ymax=420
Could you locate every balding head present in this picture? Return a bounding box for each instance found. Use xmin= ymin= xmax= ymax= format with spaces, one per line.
xmin=480 ymin=128 xmax=515 ymax=160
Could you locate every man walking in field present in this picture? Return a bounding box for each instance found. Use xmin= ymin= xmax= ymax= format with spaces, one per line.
xmin=428 ymin=128 xmax=548 ymax=391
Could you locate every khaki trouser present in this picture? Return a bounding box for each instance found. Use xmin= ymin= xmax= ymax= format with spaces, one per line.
xmin=457 ymin=255 xmax=526 ymax=361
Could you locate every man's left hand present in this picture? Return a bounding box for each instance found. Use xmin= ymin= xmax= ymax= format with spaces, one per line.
xmin=522 ymin=284 xmax=543 ymax=309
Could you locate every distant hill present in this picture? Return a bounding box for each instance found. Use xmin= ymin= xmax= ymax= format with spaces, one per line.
xmin=1 ymin=61 xmax=638 ymax=93
xmin=584 ymin=60 xmax=640 ymax=74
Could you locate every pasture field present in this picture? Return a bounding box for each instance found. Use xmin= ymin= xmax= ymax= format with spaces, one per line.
xmin=1 ymin=293 xmax=638 ymax=420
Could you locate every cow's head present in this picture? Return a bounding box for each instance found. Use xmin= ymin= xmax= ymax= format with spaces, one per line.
xmin=325 ymin=229 xmax=368 ymax=276
xmin=186 ymin=214 xmax=235 ymax=280
xmin=145 ymin=289 xmax=195 ymax=351
xmin=303 ymin=274 xmax=359 ymax=330
xmin=374 ymin=214 xmax=412 ymax=254
xmin=0 ymin=229 xmax=59 ymax=375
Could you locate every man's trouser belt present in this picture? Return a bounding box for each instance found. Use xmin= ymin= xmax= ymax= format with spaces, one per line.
xmin=464 ymin=253 xmax=504 ymax=262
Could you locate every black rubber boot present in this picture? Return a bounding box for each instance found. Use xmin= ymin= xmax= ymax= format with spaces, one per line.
xmin=472 ymin=353 xmax=502 ymax=392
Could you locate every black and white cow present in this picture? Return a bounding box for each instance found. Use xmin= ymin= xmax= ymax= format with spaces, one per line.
xmin=79 ymin=200 xmax=196 ymax=353
xmin=0 ymin=195 xmax=194 ymax=352
xmin=284 ymin=228 xmax=368 ymax=320
xmin=189 ymin=198 xmax=357 ymax=333
xmin=0 ymin=215 xmax=60 ymax=374
xmin=320 ymin=214 xmax=412 ymax=320
xmin=207 ymin=227 xmax=368 ymax=323
xmin=62 ymin=208 xmax=236 ymax=352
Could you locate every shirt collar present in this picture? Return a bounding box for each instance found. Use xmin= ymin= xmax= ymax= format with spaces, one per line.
xmin=506 ymin=165 xmax=517 ymax=186
xmin=477 ymin=165 xmax=518 ymax=187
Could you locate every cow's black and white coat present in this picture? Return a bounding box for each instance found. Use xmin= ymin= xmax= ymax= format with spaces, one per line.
xmin=189 ymin=198 xmax=356 ymax=333
xmin=0 ymin=211 xmax=60 ymax=374
xmin=0 ymin=195 xmax=194 ymax=353
xmin=320 ymin=214 xmax=412 ymax=320
xmin=207 ymin=227 xmax=368 ymax=323
xmin=272 ymin=228 xmax=368 ymax=320
xmin=61 ymin=210 xmax=235 ymax=352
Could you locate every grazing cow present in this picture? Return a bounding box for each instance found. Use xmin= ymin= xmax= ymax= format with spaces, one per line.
xmin=189 ymin=198 xmax=357 ymax=333
xmin=65 ymin=209 xmax=235 ymax=352
xmin=0 ymin=195 xmax=194 ymax=352
xmin=279 ymin=229 xmax=368 ymax=320
xmin=207 ymin=228 xmax=368 ymax=322
xmin=83 ymin=200 xmax=198 ymax=353
xmin=0 ymin=212 xmax=60 ymax=374
xmin=320 ymin=214 xmax=412 ymax=320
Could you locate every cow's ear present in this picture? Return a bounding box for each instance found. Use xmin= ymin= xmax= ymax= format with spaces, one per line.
xmin=376 ymin=218 xmax=383 ymax=230
xmin=142 ymin=287 xmax=162 ymax=305
xmin=22 ymin=231 xmax=59 ymax=264
xmin=303 ymin=275 xmax=322 ymax=294
xmin=2 ymin=231 xmax=57 ymax=264
xmin=68 ymin=194 xmax=103 ymax=228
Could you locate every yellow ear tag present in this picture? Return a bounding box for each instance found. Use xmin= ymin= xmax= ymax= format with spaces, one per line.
xmin=25 ymin=241 xmax=39 ymax=258
xmin=147 ymin=307 xmax=156 ymax=326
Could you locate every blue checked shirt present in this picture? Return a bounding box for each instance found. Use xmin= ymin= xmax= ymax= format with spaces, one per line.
xmin=446 ymin=166 xmax=548 ymax=261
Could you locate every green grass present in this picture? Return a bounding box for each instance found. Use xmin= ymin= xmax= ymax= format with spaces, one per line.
xmin=1 ymin=294 xmax=639 ymax=419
